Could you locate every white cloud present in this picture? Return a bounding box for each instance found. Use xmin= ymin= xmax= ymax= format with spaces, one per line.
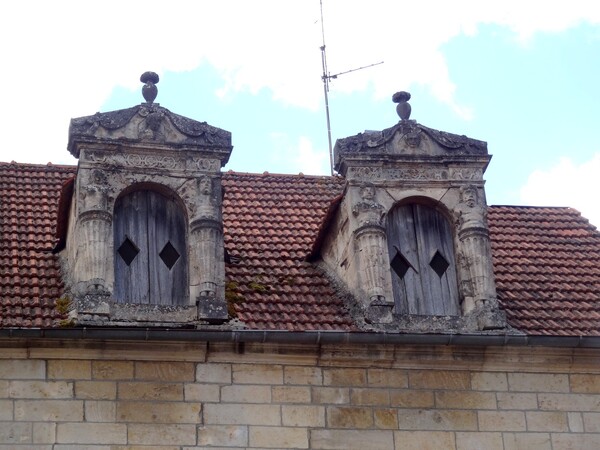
xmin=520 ymin=154 xmax=600 ymax=228
xmin=295 ymin=136 xmax=330 ymax=175
xmin=267 ymin=133 xmax=329 ymax=175
xmin=1 ymin=0 xmax=599 ymax=164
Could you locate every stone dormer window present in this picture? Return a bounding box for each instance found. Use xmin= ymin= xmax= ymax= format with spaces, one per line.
xmin=59 ymin=72 xmax=232 ymax=326
xmin=320 ymin=91 xmax=506 ymax=332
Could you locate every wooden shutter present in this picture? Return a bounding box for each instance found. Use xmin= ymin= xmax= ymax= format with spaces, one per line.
xmin=114 ymin=190 xmax=187 ymax=305
xmin=387 ymin=204 xmax=459 ymax=316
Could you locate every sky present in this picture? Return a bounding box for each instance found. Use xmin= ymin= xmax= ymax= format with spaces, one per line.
xmin=2 ymin=1 xmax=600 ymax=226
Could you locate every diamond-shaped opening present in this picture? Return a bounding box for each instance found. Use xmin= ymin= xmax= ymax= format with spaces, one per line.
xmin=159 ymin=241 xmax=180 ymax=270
xmin=391 ymin=251 xmax=412 ymax=279
xmin=430 ymin=250 xmax=450 ymax=278
xmin=118 ymin=237 xmax=139 ymax=266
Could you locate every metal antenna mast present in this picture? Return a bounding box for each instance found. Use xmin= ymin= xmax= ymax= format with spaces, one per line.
xmin=320 ymin=0 xmax=383 ymax=175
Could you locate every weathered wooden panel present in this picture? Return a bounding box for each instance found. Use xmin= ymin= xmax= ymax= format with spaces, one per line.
xmin=114 ymin=190 xmax=187 ymax=305
xmin=387 ymin=204 xmax=459 ymax=316
xmin=387 ymin=205 xmax=423 ymax=315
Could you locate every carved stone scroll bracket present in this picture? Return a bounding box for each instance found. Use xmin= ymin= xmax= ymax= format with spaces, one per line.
xmin=463 ymin=305 xmax=507 ymax=331
xmin=365 ymin=296 xmax=394 ymax=324
xmin=196 ymin=295 xmax=228 ymax=324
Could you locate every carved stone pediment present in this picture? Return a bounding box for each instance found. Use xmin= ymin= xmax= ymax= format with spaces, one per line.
xmin=334 ymin=120 xmax=488 ymax=174
xmin=68 ymin=104 xmax=232 ymax=158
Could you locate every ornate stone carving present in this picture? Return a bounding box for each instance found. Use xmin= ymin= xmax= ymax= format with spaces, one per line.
xmin=347 ymin=166 xmax=451 ymax=181
xmin=195 ymin=158 xmax=220 ymax=171
xmin=125 ymin=153 xmax=177 ymax=169
xmin=450 ymin=167 xmax=483 ymax=181
xmin=352 ymin=184 xmax=384 ymax=227
xmin=80 ymin=169 xmax=111 ymax=211
xmin=68 ymin=105 xmax=232 ymax=158
xmin=336 ymin=120 xmax=487 ymax=156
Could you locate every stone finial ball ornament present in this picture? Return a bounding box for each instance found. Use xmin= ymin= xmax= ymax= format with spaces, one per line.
xmin=392 ymin=91 xmax=411 ymax=121
xmin=140 ymin=71 xmax=160 ymax=104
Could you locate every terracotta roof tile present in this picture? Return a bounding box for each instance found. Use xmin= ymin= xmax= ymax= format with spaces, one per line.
xmin=222 ymin=172 xmax=355 ymax=331
xmin=489 ymin=206 xmax=600 ymax=336
xmin=3 ymin=163 xmax=600 ymax=335
xmin=0 ymin=162 xmax=76 ymax=327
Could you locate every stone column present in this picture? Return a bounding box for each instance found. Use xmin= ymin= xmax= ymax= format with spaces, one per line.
xmin=456 ymin=186 xmax=505 ymax=329
xmin=352 ymin=184 xmax=393 ymax=323
xmin=187 ymin=176 xmax=227 ymax=322
xmin=72 ymin=168 xmax=113 ymax=297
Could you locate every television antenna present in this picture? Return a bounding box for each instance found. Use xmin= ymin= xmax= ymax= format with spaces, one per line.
xmin=320 ymin=0 xmax=383 ymax=175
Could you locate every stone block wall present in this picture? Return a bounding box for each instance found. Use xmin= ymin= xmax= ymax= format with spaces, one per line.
xmin=0 ymin=340 xmax=600 ymax=449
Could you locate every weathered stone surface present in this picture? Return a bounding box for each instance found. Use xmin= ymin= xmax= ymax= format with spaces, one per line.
xmin=92 ymin=361 xmax=134 ymax=380
xmin=75 ymin=381 xmax=116 ymax=400
xmin=0 ymin=400 xmax=12 ymax=420
xmin=8 ymin=381 xmax=73 ymax=399
xmin=135 ymin=362 xmax=195 ymax=382
xmin=390 ymin=390 xmax=435 ymax=408
xmin=47 ymin=360 xmax=91 ymax=380
xmin=284 ymin=366 xmax=322 ymax=386
xmin=396 ymin=409 xmax=477 ymax=431
xmin=508 ymin=373 xmax=569 ymax=393
xmin=327 ymin=406 xmax=374 ymax=428
xmin=0 ymin=360 xmax=45 ymax=380
xmin=456 ymin=432 xmax=503 ymax=450
xmin=15 ymin=400 xmax=84 ymax=421
xmin=409 ymin=370 xmax=471 ymax=390
xmin=374 ymin=408 xmax=398 ymax=429
xmin=394 ymin=431 xmax=455 ymax=450
xmin=0 ymin=422 xmax=32 ymax=444
xmin=116 ymin=401 xmax=201 ymax=423
xmin=197 ymin=425 xmax=248 ymax=447
xmin=32 ymin=423 xmax=55 ymax=444
xmin=526 ymin=411 xmax=569 ymax=432
xmin=350 ymin=388 xmax=390 ymax=406
xmin=221 ymin=385 xmax=271 ymax=403
xmin=311 ymin=429 xmax=394 ymax=450
xmin=127 ymin=424 xmax=196 ymax=446
xmin=435 ymin=391 xmax=496 ymax=409
xmin=272 ymin=386 xmax=311 ymax=403
xmin=184 ymin=383 xmax=220 ymax=402
xmin=497 ymin=392 xmax=538 ymax=410
xmin=196 ymin=363 xmax=232 ymax=384
xmin=478 ymin=411 xmax=526 ymax=431
xmin=503 ymin=433 xmax=552 ymax=450
xmin=117 ymin=382 xmax=183 ymax=401
xmin=323 ymin=368 xmax=366 ymax=387
xmin=84 ymin=401 xmax=116 ymax=422
xmin=282 ymin=405 xmax=325 ymax=427
xmin=471 ymin=372 xmax=508 ymax=391
xmin=232 ymin=364 xmax=283 ymax=385
xmin=312 ymin=387 xmax=350 ymax=404
xmin=367 ymin=368 xmax=408 ymax=388
xmin=249 ymin=426 xmax=308 ymax=449
xmin=571 ymin=374 xmax=600 ymax=393
xmin=203 ymin=404 xmax=281 ymax=425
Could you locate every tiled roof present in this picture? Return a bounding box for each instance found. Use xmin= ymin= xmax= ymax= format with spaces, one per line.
xmin=489 ymin=206 xmax=600 ymax=336
xmin=222 ymin=172 xmax=354 ymax=331
xmin=0 ymin=162 xmax=75 ymax=327
xmin=2 ymin=162 xmax=600 ymax=335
